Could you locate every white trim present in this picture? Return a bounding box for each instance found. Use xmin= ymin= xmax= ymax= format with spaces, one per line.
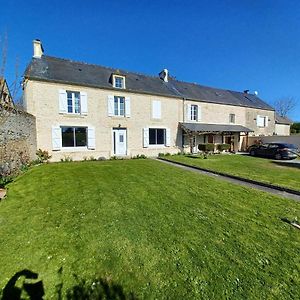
xmin=112 ymin=75 xmax=126 ymax=89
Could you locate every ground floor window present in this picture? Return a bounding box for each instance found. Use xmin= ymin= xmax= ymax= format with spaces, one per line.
xmin=149 ymin=128 xmax=165 ymax=145
xmin=61 ymin=127 xmax=87 ymax=147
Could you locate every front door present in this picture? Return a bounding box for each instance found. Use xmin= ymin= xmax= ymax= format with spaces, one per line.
xmin=113 ymin=128 xmax=127 ymax=156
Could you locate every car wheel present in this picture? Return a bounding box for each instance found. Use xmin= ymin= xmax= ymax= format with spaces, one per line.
xmin=250 ymin=150 xmax=255 ymax=156
xmin=275 ymin=153 xmax=282 ymax=160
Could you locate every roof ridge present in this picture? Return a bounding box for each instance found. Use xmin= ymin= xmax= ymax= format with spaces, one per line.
xmin=43 ymin=55 xmax=258 ymax=98
xmin=43 ymin=55 xmax=162 ymax=80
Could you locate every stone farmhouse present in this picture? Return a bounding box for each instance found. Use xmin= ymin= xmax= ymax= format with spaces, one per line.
xmin=23 ymin=40 xmax=276 ymax=161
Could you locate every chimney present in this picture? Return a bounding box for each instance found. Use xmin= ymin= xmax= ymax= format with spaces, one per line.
xmin=159 ymin=69 xmax=168 ymax=82
xmin=243 ymin=89 xmax=249 ymax=94
xmin=33 ymin=39 xmax=44 ymax=58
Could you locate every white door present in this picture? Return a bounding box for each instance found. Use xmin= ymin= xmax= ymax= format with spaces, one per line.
xmin=113 ymin=129 xmax=127 ymax=155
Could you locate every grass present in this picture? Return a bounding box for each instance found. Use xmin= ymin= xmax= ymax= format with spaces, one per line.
xmin=0 ymin=159 xmax=300 ymax=299
xmin=163 ymin=154 xmax=300 ymax=191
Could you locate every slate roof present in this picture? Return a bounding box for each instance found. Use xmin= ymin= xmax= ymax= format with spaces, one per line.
xmin=275 ymin=113 xmax=293 ymax=125
xmin=25 ymin=55 xmax=274 ymax=111
xmin=180 ymin=122 xmax=253 ymax=133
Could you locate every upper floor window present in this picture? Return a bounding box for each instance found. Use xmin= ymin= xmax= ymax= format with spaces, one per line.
xmin=229 ymin=113 xmax=235 ymax=124
xmin=113 ymin=75 xmax=125 ymax=89
xmin=67 ymin=91 xmax=80 ymax=114
xmin=257 ymin=115 xmax=268 ymax=127
xmin=114 ymin=96 xmax=125 ymax=116
xmin=190 ymin=105 xmax=198 ymax=121
xmin=59 ymin=89 xmax=88 ymax=115
xmin=186 ymin=104 xmax=201 ymax=122
xmin=108 ymin=95 xmax=130 ymax=117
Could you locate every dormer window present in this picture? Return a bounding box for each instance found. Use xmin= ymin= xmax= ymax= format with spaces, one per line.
xmin=113 ymin=75 xmax=125 ymax=89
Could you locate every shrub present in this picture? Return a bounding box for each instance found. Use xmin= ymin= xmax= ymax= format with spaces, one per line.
xmin=0 ymin=175 xmax=13 ymax=188
xmin=198 ymin=143 xmax=215 ymax=152
xmin=60 ymin=155 xmax=73 ymax=162
xmin=132 ymin=154 xmax=147 ymax=159
xmin=36 ymin=149 xmax=52 ymax=163
xmin=217 ymin=143 xmax=230 ymax=152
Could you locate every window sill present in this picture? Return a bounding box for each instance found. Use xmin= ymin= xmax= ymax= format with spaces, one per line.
xmin=60 ymin=113 xmax=87 ymax=118
xmin=148 ymin=144 xmax=167 ymax=149
xmin=61 ymin=147 xmax=90 ymax=151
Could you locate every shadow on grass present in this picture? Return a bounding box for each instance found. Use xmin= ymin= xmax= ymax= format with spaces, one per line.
xmin=64 ymin=274 xmax=137 ymax=300
xmin=1 ymin=269 xmax=137 ymax=300
xmin=272 ymin=161 xmax=300 ymax=169
xmin=1 ymin=269 xmax=44 ymax=300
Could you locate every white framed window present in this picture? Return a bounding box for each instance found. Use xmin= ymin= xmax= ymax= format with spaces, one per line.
xmin=256 ymin=115 xmax=268 ymax=127
xmin=143 ymin=128 xmax=171 ymax=147
xmin=190 ymin=105 xmax=198 ymax=121
xmin=61 ymin=126 xmax=87 ymax=147
xmin=186 ymin=104 xmax=201 ymax=122
xmin=149 ymin=128 xmax=165 ymax=145
xmin=114 ymin=96 xmax=125 ymax=116
xmin=67 ymin=91 xmax=80 ymax=114
xmin=152 ymin=100 xmax=161 ymax=119
xmin=229 ymin=113 xmax=235 ymax=124
xmin=59 ymin=90 xmax=88 ymax=115
xmin=108 ymin=95 xmax=130 ymax=117
xmin=113 ymin=75 xmax=125 ymax=89
xmin=52 ymin=126 xmax=95 ymax=150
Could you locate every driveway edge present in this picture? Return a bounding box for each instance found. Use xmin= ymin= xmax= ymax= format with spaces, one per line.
xmin=157 ymin=157 xmax=300 ymax=196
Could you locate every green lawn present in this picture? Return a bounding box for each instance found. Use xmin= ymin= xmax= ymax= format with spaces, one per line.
xmin=163 ymin=154 xmax=300 ymax=191
xmin=1 ymin=160 xmax=300 ymax=299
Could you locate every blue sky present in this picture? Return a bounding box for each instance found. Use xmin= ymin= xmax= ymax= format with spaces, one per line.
xmin=1 ymin=0 xmax=300 ymax=120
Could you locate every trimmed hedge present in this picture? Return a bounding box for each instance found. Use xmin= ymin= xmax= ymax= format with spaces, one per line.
xmin=198 ymin=143 xmax=215 ymax=152
xmin=217 ymin=143 xmax=230 ymax=151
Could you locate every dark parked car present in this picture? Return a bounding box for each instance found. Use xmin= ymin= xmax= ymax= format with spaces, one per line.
xmin=248 ymin=143 xmax=299 ymax=160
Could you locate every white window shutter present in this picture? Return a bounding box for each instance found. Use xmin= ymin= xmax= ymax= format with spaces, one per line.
xmin=59 ymin=89 xmax=67 ymax=113
xmin=165 ymin=128 xmax=171 ymax=147
xmin=186 ymin=104 xmax=191 ymax=121
xmin=87 ymin=127 xmax=96 ymax=149
xmin=125 ymin=97 xmax=131 ymax=117
xmin=108 ymin=95 xmax=114 ymax=116
xmin=257 ymin=115 xmax=264 ymax=127
xmin=143 ymin=128 xmax=149 ymax=148
xmin=152 ymin=100 xmax=161 ymax=119
xmin=265 ymin=116 xmax=269 ymax=127
xmin=197 ymin=105 xmax=201 ymax=122
xmin=80 ymin=92 xmax=88 ymax=115
xmin=52 ymin=126 xmax=62 ymax=150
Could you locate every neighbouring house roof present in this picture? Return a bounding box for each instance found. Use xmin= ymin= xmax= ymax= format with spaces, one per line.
xmin=180 ymin=122 xmax=254 ymax=134
xmin=0 ymin=77 xmax=14 ymax=108
xmin=24 ymin=55 xmax=274 ymax=111
xmin=275 ymin=113 xmax=293 ymax=125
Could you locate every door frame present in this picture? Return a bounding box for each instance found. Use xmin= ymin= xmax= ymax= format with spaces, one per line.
xmin=112 ymin=128 xmax=127 ymax=156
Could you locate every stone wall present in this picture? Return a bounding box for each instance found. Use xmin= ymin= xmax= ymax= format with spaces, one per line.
xmin=0 ymin=105 xmax=36 ymax=175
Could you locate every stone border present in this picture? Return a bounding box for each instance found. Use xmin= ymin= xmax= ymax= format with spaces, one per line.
xmin=158 ymin=157 xmax=300 ymax=196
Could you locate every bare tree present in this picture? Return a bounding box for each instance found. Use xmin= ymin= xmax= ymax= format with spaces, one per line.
xmin=0 ymin=31 xmax=7 ymax=78
xmin=273 ymin=96 xmax=296 ymax=118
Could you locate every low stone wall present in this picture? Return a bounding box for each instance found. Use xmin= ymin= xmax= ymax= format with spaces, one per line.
xmin=0 ymin=105 xmax=36 ymax=175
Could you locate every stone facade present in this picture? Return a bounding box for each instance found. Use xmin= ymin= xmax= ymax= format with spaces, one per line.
xmin=0 ymin=105 xmax=36 ymax=175
xmin=23 ymin=79 xmax=275 ymax=161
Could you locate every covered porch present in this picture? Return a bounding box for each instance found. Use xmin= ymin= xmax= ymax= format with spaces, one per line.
xmin=180 ymin=122 xmax=254 ymax=153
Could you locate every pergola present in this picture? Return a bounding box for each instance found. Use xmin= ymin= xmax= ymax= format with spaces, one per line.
xmin=180 ymin=122 xmax=254 ymax=153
